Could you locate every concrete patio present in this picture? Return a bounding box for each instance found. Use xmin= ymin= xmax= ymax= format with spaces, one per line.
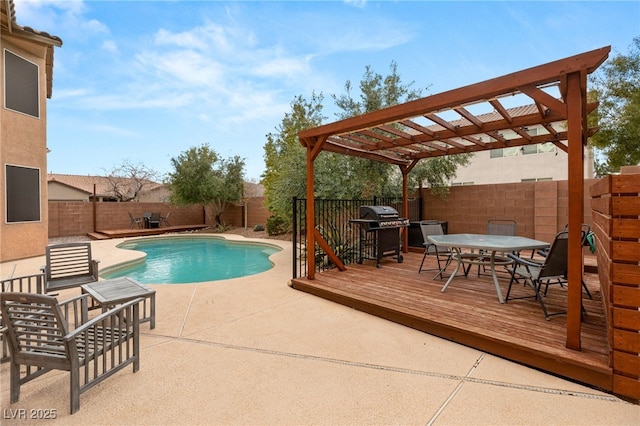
xmin=1 ymin=235 xmax=638 ymax=425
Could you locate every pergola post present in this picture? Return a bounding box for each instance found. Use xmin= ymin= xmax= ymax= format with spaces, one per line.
xmin=402 ymin=170 xmax=409 ymax=252
xmin=400 ymin=161 xmax=418 ymax=253
xmin=306 ymin=145 xmax=316 ymax=280
xmin=565 ymin=70 xmax=587 ymax=350
xmin=305 ymin=138 xmax=346 ymax=280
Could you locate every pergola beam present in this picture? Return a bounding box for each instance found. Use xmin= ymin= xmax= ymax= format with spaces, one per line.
xmin=299 ymin=47 xmax=609 ymax=143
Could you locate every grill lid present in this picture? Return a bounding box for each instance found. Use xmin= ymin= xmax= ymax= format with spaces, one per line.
xmin=360 ymin=205 xmax=399 ymax=220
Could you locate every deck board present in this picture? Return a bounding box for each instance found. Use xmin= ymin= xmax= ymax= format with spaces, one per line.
xmin=88 ymin=225 xmax=209 ymax=239
xmin=291 ymin=251 xmax=612 ymax=392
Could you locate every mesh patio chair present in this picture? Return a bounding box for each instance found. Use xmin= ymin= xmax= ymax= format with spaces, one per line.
xmin=487 ymin=219 xmax=517 ymax=236
xmin=129 ymin=212 xmax=144 ymax=229
xmin=418 ymin=221 xmax=452 ymax=279
xmin=476 ymin=219 xmax=518 ymax=276
xmin=160 ymin=212 xmax=171 ymax=227
xmin=506 ymin=231 xmax=589 ymax=319
xmin=148 ymin=212 xmax=161 ymax=228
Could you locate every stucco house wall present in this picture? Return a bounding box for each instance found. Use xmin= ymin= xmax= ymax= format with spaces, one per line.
xmin=1 ymin=1 xmax=61 ymax=262
xmin=451 ymin=125 xmax=595 ymax=186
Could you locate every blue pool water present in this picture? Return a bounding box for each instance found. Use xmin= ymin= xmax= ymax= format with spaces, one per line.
xmin=101 ymin=237 xmax=281 ymax=284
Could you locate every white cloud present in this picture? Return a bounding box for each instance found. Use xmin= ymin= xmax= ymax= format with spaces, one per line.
xmin=344 ymin=0 xmax=367 ymax=8
xmin=101 ymin=40 xmax=118 ymax=54
xmin=252 ymin=56 xmax=312 ymax=78
xmin=154 ymin=23 xmax=233 ymax=52
xmin=136 ymin=50 xmax=226 ymax=89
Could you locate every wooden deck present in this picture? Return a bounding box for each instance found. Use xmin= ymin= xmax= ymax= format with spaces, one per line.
xmin=291 ymin=251 xmax=612 ymax=393
xmin=88 ymin=224 xmax=209 ymax=240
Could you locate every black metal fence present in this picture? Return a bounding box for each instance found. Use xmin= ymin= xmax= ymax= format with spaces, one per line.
xmin=292 ymin=197 xmax=421 ymax=278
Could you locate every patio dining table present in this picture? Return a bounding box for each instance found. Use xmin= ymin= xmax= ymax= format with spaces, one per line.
xmin=427 ymin=233 xmax=550 ymax=303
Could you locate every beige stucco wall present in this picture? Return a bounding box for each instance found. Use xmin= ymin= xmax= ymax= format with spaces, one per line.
xmin=138 ymin=185 xmax=171 ymax=202
xmin=0 ymin=36 xmax=50 ymax=262
xmin=48 ymin=181 xmax=91 ymax=201
xmin=451 ymin=124 xmax=595 ymax=185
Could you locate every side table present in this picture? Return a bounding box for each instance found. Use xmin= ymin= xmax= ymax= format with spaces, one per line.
xmin=81 ymin=277 xmax=156 ymax=329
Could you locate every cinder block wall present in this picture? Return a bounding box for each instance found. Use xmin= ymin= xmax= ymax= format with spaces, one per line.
xmin=421 ymin=179 xmax=596 ymax=241
xmin=49 ymin=181 xmax=596 ymax=240
xmin=48 ymin=199 xmax=272 ymax=238
xmin=97 ymin=203 xmax=206 ymax=230
xmin=48 ymin=202 xmax=207 ymax=237
xmin=49 ymin=201 xmax=93 ymax=237
xmin=246 ymin=197 xmax=270 ymax=227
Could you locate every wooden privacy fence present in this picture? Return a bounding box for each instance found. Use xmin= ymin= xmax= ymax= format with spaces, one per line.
xmin=590 ymin=170 xmax=640 ymax=401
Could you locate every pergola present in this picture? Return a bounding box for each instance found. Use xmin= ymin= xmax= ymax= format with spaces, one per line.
xmin=298 ymin=46 xmax=610 ymax=350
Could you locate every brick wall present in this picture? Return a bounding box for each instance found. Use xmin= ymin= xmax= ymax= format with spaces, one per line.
xmin=421 ymin=179 xmax=596 ymax=240
xmin=48 ymin=202 xmax=207 ymax=237
xmin=50 ymin=182 xmax=595 ymax=239
xmin=203 ymin=198 xmax=270 ymax=229
xmin=48 ymin=198 xmax=273 ymax=237
xmin=246 ymin=197 xmax=271 ymax=227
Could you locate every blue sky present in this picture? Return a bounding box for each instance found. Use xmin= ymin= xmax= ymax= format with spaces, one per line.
xmin=13 ymin=0 xmax=639 ymax=181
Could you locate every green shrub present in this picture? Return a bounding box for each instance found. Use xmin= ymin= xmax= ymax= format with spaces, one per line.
xmin=266 ymin=215 xmax=289 ymax=236
xmin=253 ymin=224 xmax=265 ymax=232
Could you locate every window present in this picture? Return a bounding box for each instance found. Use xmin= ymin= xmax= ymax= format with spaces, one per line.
xmin=521 ymin=177 xmax=553 ymax=182
xmin=490 ymin=128 xmax=560 ymax=158
xmin=5 ymin=165 xmax=41 ymax=223
xmin=493 ymin=143 xmax=556 ymax=158
xmin=538 ymin=142 xmax=556 ymax=153
xmin=490 ymin=147 xmax=519 ymax=158
xmin=3 ymin=49 xmax=40 ymax=118
xmin=489 ymin=148 xmax=503 ymax=159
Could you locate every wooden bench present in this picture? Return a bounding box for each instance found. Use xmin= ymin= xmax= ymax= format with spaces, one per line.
xmin=41 ymin=243 xmax=99 ymax=292
xmin=1 ymin=292 xmax=141 ymax=414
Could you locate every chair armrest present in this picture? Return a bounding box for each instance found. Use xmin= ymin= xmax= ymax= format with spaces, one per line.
xmin=63 ymin=297 xmax=143 ymax=342
xmin=90 ymin=259 xmax=100 ymax=280
xmin=507 ymin=253 xmax=543 ymax=268
xmin=58 ymin=293 xmax=90 ymax=310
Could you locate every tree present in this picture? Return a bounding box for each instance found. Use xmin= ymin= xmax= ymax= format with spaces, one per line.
xmin=167 ymin=144 xmax=245 ymax=227
xmin=589 ymin=37 xmax=640 ymax=175
xmin=104 ymin=160 xmax=159 ymax=202
xmin=262 ymin=93 xmax=325 ymax=223
xmin=408 ymin=156 xmax=470 ymax=197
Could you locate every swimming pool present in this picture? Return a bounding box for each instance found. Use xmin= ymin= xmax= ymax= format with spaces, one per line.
xmin=101 ymin=236 xmax=281 ymax=284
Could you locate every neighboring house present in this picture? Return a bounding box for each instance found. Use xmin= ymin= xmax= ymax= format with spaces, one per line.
xmin=445 ymin=104 xmax=595 ymax=186
xmin=243 ymin=181 xmax=265 ymax=198
xmin=48 ymin=173 xmax=262 ymax=203
xmin=1 ymin=0 xmax=62 ymax=262
xmin=137 ymin=184 xmax=171 ymax=203
xmin=48 ymin=173 xmax=168 ymax=202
